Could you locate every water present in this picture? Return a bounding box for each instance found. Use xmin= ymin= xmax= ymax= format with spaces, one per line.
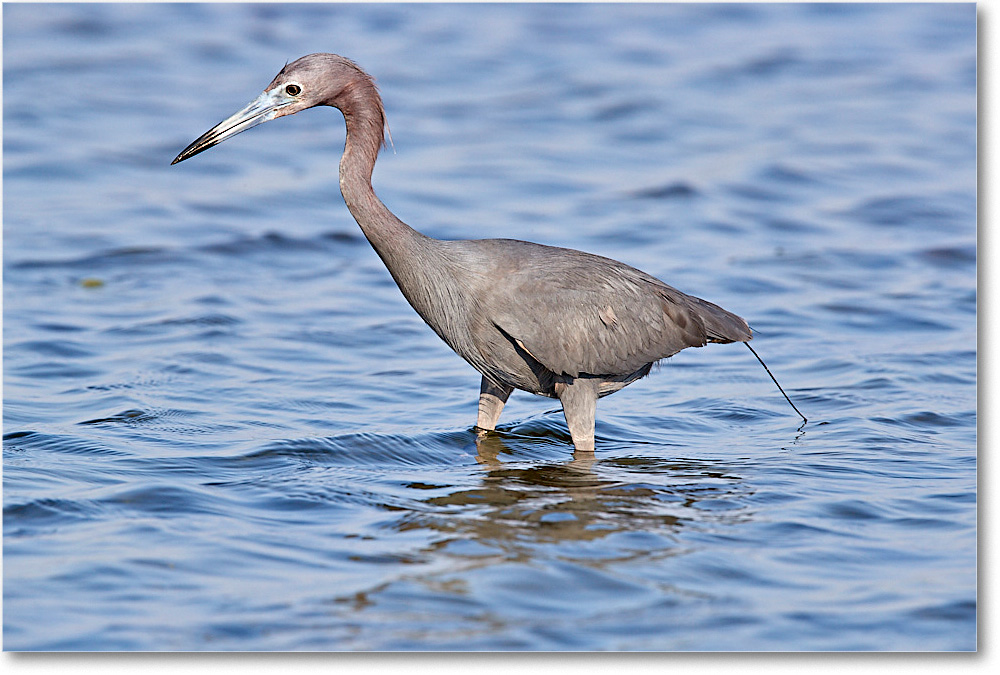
xmin=3 ymin=3 xmax=976 ymax=651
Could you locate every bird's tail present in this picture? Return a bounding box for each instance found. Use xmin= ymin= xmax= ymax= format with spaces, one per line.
xmin=690 ymin=296 xmax=752 ymax=344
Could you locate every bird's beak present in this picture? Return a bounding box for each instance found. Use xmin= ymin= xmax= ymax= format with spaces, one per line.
xmin=171 ymin=88 xmax=296 ymax=164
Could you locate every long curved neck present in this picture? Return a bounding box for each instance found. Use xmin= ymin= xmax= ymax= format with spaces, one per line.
xmin=335 ymin=84 xmax=453 ymax=322
xmin=337 ymin=83 xmax=427 ymax=255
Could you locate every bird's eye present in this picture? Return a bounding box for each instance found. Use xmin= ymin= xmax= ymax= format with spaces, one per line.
xmin=285 ymin=84 xmax=302 ymax=97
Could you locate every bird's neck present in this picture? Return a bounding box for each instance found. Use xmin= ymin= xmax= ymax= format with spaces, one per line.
xmin=338 ymin=98 xmax=429 ymax=256
xmin=338 ymin=101 xmax=450 ymax=323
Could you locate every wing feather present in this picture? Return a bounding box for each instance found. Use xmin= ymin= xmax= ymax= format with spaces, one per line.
xmin=484 ymin=241 xmax=750 ymax=378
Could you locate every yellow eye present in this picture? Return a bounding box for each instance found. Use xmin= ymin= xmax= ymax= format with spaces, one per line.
xmin=285 ymin=84 xmax=301 ymax=96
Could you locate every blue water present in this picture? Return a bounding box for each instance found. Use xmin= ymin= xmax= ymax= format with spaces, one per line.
xmin=3 ymin=3 xmax=976 ymax=651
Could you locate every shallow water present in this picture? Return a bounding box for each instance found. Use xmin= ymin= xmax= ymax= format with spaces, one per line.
xmin=3 ymin=2 xmax=976 ymax=651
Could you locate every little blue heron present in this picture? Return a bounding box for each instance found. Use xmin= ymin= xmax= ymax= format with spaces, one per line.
xmin=173 ymin=54 xmax=800 ymax=453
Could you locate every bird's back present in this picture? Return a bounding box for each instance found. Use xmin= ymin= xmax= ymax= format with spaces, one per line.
xmin=432 ymin=238 xmax=750 ymax=388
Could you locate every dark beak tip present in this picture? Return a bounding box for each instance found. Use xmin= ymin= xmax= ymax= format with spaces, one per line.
xmin=171 ymin=145 xmax=201 ymax=165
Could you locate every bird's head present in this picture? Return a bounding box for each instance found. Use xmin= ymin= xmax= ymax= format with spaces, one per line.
xmin=172 ymin=53 xmax=383 ymax=165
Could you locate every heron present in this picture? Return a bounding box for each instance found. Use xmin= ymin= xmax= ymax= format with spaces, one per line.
xmin=173 ymin=53 xmax=803 ymax=453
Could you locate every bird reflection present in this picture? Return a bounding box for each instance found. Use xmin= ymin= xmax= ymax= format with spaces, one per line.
xmin=390 ymin=428 xmax=754 ymax=551
xmin=474 ymin=429 xmax=598 ymax=475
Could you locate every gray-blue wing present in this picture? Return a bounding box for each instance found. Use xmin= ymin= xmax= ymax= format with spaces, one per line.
xmin=487 ymin=242 xmax=750 ymax=378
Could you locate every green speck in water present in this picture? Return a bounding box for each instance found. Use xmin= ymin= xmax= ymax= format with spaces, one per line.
xmin=80 ymin=278 xmax=105 ymax=288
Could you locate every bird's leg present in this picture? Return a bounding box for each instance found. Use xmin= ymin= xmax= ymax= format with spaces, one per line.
xmin=476 ymin=376 xmax=513 ymax=433
xmin=554 ymin=377 xmax=601 ymax=454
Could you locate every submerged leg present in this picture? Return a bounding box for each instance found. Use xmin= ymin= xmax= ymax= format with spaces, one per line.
xmin=476 ymin=376 xmax=513 ymax=432
xmin=554 ymin=377 xmax=601 ymax=453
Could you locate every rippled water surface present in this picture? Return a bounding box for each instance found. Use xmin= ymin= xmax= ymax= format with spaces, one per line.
xmin=3 ymin=3 xmax=976 ymax=651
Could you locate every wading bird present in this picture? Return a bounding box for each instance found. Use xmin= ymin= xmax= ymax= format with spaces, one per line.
xmin=173 ymin=54 xmax=796 ymax=453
